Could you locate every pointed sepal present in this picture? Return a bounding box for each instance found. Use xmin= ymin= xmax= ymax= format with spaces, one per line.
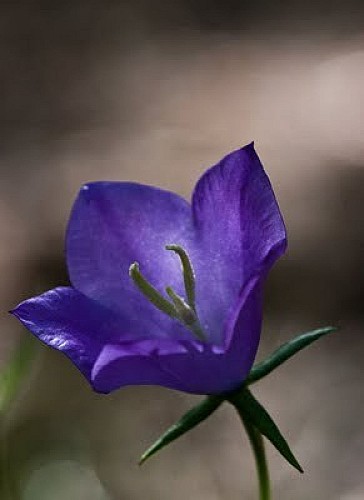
xmin=246 ymin=326 xmax=337 ymax=385
xmin=139 ymin=395 xmax=223 ymax=465
xmin=228 ymin=388 xmax=303 ymax=473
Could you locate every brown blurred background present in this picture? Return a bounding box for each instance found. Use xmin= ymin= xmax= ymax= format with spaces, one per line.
xmin=1 ymin=1 xmax=363 ymax=499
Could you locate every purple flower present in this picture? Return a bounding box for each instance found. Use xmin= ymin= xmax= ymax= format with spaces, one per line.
xmin=11 ymin=143 xmax=286 ymax=395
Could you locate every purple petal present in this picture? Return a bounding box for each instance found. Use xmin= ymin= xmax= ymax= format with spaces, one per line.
xmin=223 ymin=275 xmax=263 ymax=382
xmin=92 ymin=338 xmax=226 ymax=394
xmin=91 ymin=338 xmax=199 ymax=393
xmin=191 ymin=143 xmax=286 ymax=342
xmin=66 ymin=182 xmax=195 ymax=341
xmin=193 ymin=143 xmax=287 ymax=279
xmin=92 ymin=276 xmax=262 ymax=395
xmin=10 ymin=287 xmax=124 ymax=380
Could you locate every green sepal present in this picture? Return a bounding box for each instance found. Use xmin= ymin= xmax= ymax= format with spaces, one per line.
xmin=0 ymin=334 xmax=37 ymax=414
xmin=138 ymin=326 xmax=336 ymax=466
xmin=228 ymin=388 xmax=303 ymax=473
xmin=139 ymin=395 xmax=223 ymax=465
xmin=246 ymin=326 xmax=337 ymax=385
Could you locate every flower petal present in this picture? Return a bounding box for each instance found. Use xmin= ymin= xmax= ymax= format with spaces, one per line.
xmin=222 ymin=275 xmax=263 ymax=383
xmin=191 ymin=143 xmax=286 ymax=342
xmin=92 ymin=276 xmax=263 ymax=395
xmin=66 ymin=182 xmax=195 ymax=340
xmin=10 ymin=287 xmax=123 ymax=380
xmin=91 ymin=338 xmax=223 ymax=394
xmin=92 ymin=338 xmax=195 ymax=393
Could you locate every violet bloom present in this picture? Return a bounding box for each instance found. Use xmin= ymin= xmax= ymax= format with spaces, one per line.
xmin=11 ymin=143 xmax=286 ymax=395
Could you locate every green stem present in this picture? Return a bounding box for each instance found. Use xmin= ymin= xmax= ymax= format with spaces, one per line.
xmin=238 ymin=411 xmax=271 ymax=500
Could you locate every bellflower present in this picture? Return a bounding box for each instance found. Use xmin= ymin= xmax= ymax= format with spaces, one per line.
xmin=11 ymin=143 xmax=286 ymax=395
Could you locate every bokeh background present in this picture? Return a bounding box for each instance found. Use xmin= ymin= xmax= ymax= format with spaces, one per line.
xmin=1 ymin=1 xmax=363 ymax=499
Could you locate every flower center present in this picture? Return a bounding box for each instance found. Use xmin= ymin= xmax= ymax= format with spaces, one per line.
xmin=129 ymin=244 xmax=206 ymax=342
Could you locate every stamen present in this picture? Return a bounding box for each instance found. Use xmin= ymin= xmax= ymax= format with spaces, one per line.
xmin=165 ymin=287 xmax=196 ymax=325
xmin=129 ymin=263 xmax=178 ymax=319
xmin=166 ymin=287 xmax=206 ymax=342
xmin=129 ymin=246 xmax=207 ymax=343
xmin=165 ymin=244 xmax=196 ymax=311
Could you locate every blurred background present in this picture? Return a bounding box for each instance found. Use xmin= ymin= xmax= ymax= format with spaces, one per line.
xmin=0 ymin=1 xmax=363 ymax=499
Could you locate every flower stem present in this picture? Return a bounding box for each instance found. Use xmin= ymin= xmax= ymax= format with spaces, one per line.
xmin=238 ymin=410 xmax=271 ymax=500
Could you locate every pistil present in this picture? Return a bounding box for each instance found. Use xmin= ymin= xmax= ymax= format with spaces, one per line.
xmin=129 ymin=244 xmax=206 ymax=342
